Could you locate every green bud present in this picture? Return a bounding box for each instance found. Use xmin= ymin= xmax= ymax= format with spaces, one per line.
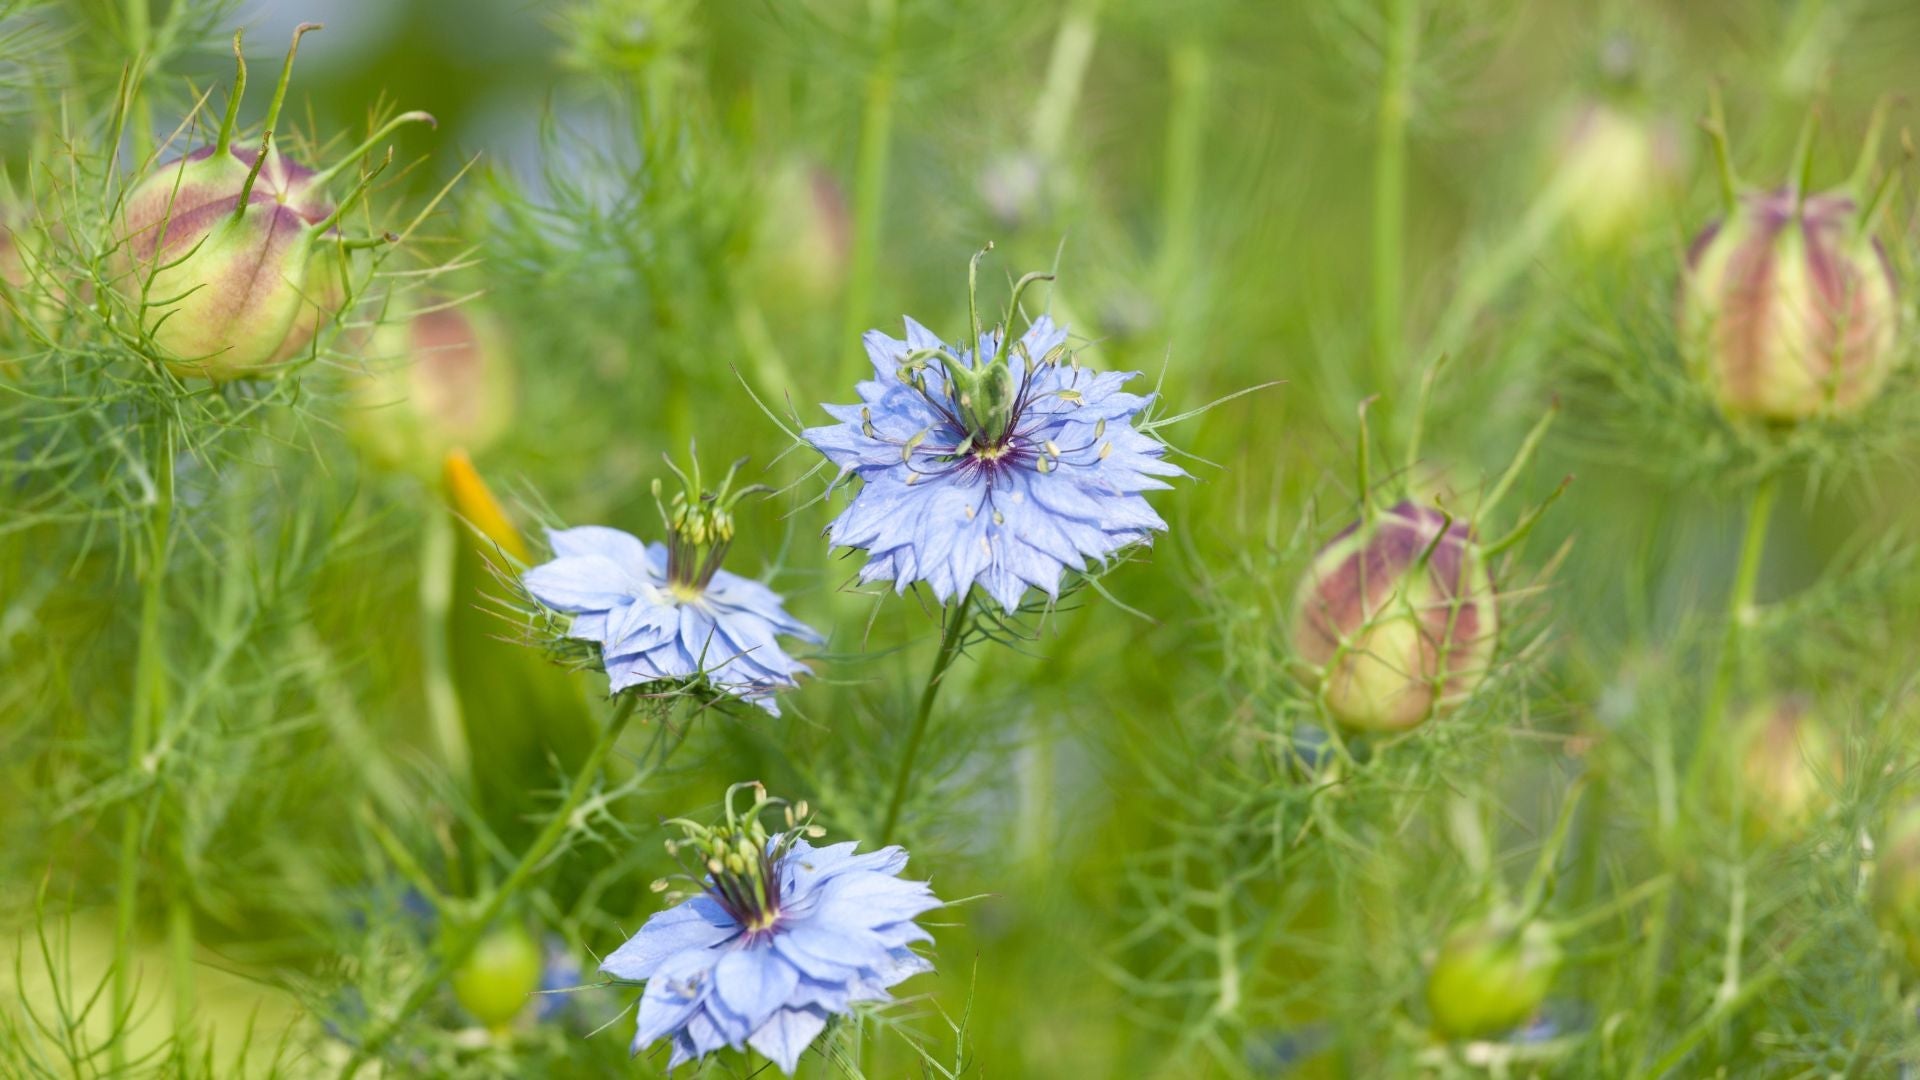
xmin=1425 ymin=911 xmax=1560 ymax=1040
xmin=450 ymin=924 xmax=543 ymax=1032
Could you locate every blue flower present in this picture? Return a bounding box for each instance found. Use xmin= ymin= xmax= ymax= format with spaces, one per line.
xmin=804 ymin=302 xmax=1180 ymax=611
xmin=523 ymin=458 xmax=821 ymax=714
xmin=602 ymin=788 xmax=942 ymax=1073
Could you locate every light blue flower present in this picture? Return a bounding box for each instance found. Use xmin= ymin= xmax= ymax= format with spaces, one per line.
xmin=603 ymin=787 xmax=942 ymax=1073
xmin=804 ymin=293 xmax=1180 ymax=612
xmin=523 ymin=460 xmax=821 ymax=714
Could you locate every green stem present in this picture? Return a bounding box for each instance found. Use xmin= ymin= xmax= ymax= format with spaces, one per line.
xmin=1029 ymin=0 xmax=1104 ymax=160
xmin=1370 ymin=0 xmax=1418 ymax=410
xmin=420 ymin=509 xmax=471 ymax=790
xmin=337 ymin=693 xmax=648 ymax=1078
xmin=840 ymin=0 xmax=901 ymax=387
xmin=1680 ymin=475 xmax=1777 ymax=815
xmin=1157 ymin=38 xmax=1208 ymax=300
xmin=112 ymin=421 xmax=173 ymax=1068
xmin=878 ymin=592 xmax=975 ymax=845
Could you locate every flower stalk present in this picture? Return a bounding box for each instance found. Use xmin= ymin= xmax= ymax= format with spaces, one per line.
xmin=338 ymin=692 xmax=657 ymax=1077
xmin=879 ymin=590 xmax=976 ymax=845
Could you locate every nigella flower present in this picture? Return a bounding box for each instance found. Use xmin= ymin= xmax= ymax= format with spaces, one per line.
xmin=602 ymin=785 xmax=942 ymax=1073
xmin=523 ymin=457 xmax=821 ymax=714
xmin=803 ymin=263 xmax=1181 ymax=611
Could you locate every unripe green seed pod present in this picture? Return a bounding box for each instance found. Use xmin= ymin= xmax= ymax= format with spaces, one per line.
xmin=450 ymin=924 xmax=543 ymax=1031
xmin=1873 ymin=804 xmax=1920 ymax=972
xmin=1736 ymin=697 xmax=1840 ymax=839
xmin=1553 ymin=102 xmax=1683 ymax=252
xmin=347 ymin=305 xmax=516 ymax=473
xmin=748 ymin=160 xmax=850 ymax=311
xmin=1425 ymin=911 xmax=1560 ymax=1040
xmin=1680 ymin=188 xmax=1898 ymax=422
xmin=1290 ymin=501 xmax=1499 ymax=732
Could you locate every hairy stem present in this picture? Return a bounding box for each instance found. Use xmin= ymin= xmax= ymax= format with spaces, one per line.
xmin=338 ymin=692 xmax=649 ymax=1077
xmin=879 ymin=591 xmax=976 ymax=845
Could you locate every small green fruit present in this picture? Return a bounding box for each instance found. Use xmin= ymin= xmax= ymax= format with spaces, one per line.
xmin=1426 ymin=911 xmax=1560 ymax=1040
xmin=450 ymin=924 xmax=543 ymax=1031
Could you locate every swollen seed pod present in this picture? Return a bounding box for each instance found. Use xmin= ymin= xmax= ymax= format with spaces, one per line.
xmin=748 ymin=159 xmax=851 ymax=311
xmin=347 ymin=305 xmax=516 ymax=474
xmin=450 ymin=924 xmax=543 ymax=1031
xmin=1425 ymin=910 xmax=1561 ymax=1040
xmin=112 ymin=26 xmax=431 ymax=380
xmin=1680 ymin=188 xmax=1898 ymax=422
xmin=1290 ymin=501 xmax=1499 ymax=732
xmin=1736 ymin=697 xmax=1841 ymax=839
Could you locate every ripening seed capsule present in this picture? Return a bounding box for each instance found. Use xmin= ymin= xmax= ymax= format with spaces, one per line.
xmin=1736 ymin=697 xmax=1841 ymax=839
xmin=347 ymin=305 xmax=516 ymax=473
xmin=1425 ymin=911 xmax=1560 ymax=1040
xmin=1680 ymin=187 xmax=1898 ymax=422
xmin=1290 ymin=501 xmax=1499 ymax=732
xmin=450 ymin=924 xmax=543 ymax=1031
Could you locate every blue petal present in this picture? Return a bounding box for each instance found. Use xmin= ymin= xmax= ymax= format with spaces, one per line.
xmin=524 ymin=554 xmax=635 ymax=612
xmin=633 ymin=948 xmax=715 ymax=1049
xmin=547 ymin=525 xmax=651 ymax=566
xmin=601 ymin=895 xmax=738 ymax=982
xmin=713 ymin=948 xmax=801 ymax=1037
xmin=747 ymin=1006 xmax=830 ymax=1074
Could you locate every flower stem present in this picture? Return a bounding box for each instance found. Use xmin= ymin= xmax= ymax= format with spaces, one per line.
xmin=420 ymin=508 xmax=472 ymax=790
xmin=840 ymin=0 xmax=901 ymax=387
xmin=1370 ymin=0 xmax=1418 ymax=413
xmin=1680 ymin=474 xmax=1776 ymax=819
xmin=336 ymin=692 xmax=648 ymax=1077
xmin=112 ymin=419 xmax=173 ymax=1069
xmin=879 ymin=591 xmax=975 ymax=845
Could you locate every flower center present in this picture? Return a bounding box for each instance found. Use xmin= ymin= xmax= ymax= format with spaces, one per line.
xmin=658 ymin=784 xmax=822 ymax=940
xmin=653 ymin=453 xmax=766 ymax=595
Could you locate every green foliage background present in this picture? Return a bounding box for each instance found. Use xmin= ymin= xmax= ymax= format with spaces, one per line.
xmin=7 ymin=0 xmax=1920 ymax=1076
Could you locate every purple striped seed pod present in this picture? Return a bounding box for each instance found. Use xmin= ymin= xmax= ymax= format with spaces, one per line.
xmin=115 ymin=145 xmax=337 ymax=380
xmin=1680 ymin=188 xmax=1898 ymax=422
xmin=1289 ymin=501 xmax=1499 ymax=733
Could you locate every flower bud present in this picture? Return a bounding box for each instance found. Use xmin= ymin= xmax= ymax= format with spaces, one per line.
xmin=1290 ymin=501 xmax=1498 ymax=732
xmin=348 ymin=305 xmax=516 ymax=473
xmin=1425 ymin=910 xmax=1560 ymax=1039
xmin=1875 ymin=804 xmax=1920 ymax=972
xmin=450 ymin=923 xmax=543 ymax=1030
xmin=1736 ymin=696 xmax=1840 ymax=839
xmin=1552 ymin=102 xmax=1683 ymax=252
xmin=112 ymin=26 xmax=431 ymax=379
xmin=1680 ymin=187 xmax=1898 ymax=421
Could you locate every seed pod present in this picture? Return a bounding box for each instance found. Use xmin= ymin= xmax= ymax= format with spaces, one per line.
xmin=1736 ymin=697 xmax=1840 ymax=839
xmin=1290 ymin=501 xmax=1499 ymax=732
xmin=748 ymin=160 xmax=851 ymax=311
xmin=1680 ymin=187 xmax=1898 ymax=422
xmin=1553 ymin=102 xmax=1683 ymax=252
xmin=450 ymin=924 xmax=543 ymax=1031
xmin=347 ymin=305 xmax=516 ymax=473
xmin=112 ymin=26 xmax=430 ymax=380
xmin=1425 ymin=910 xmax=1560 ymax=1040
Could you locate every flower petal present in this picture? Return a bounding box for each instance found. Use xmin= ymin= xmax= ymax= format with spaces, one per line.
xmin=748 ymin=1006 xmax=830 ymax=1074
xmin=601 ymin=895 xmax=738 ymax=982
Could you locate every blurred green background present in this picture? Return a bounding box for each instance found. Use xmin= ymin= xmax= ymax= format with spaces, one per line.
xmin=10 ymin=0 xmax=1920 ymax=1075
